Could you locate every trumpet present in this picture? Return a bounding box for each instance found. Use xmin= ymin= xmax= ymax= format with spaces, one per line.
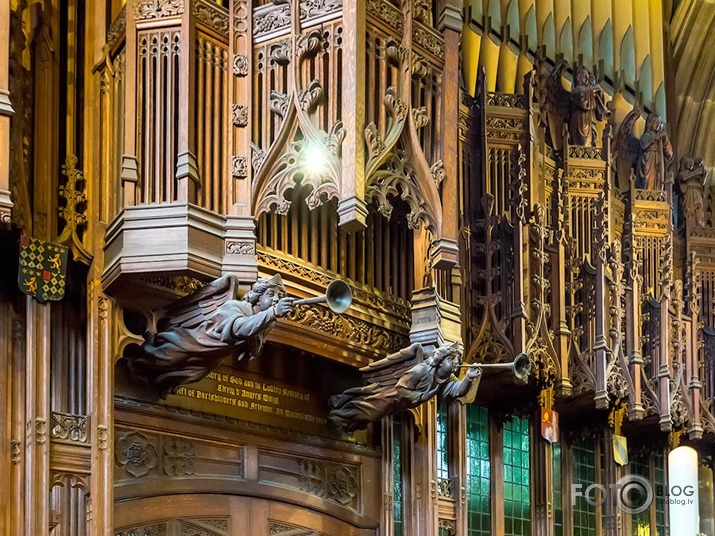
xmin=293 ymin=280 xmax=353 ymax=314
xmin=460 ymin=353 xmax=531 ymax=384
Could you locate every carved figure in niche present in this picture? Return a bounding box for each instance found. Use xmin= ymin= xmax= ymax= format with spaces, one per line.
xmin=678 ymin=156 xmax=707 ymax=228
xmin=543 ymin=61 xmax=610 ymax=152
xmin=616 ymin=108 xmax=674 ymax=191
xmin=128 ymin=274 xmax=294 ymax=397
xmin=327 ymin=342 xmax=481 ymax=433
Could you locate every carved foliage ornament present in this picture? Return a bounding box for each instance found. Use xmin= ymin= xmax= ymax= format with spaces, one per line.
xmin=297 ymin=458 xmax=359 ymax=507
xmin=193 ymin=0 xmax=229 ymax=35
xmin=136 ymin=0 xmax=184 ymax=19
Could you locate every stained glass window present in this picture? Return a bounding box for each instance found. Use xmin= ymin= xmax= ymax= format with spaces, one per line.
xmin=654 ymin=453 xmax=665 ymax=536
xmin=503 ymin=416 xmax=531 ymax=536
xmin=554 ymin=442 xmax=563 ymax=536
xmin=393 ymin=417 xmax=404 ymax=536
xmin=572 ymin=439 xmax=597 ymax=536
xmin=437 ymin=402 xmax=449 ymax=480
xmin=466 ymin=405 xmax=491 ymax=536
xmin=630 ymin=457 xmax=651 ymax=535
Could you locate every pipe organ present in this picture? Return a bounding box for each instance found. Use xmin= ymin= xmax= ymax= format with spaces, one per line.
xmin=3 ymin=1 xmax=715 ymax=536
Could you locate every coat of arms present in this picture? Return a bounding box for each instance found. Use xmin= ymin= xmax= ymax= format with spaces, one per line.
xmin=18 ymin=235 xmax=69 ymax=302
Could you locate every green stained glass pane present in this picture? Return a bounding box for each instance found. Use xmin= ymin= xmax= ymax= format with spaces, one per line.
xmin=467 ymin=405 xmax=491 ymax=536
xmin=393 ymin=417 xmax=404 ymax=536
xmin=654 ymin=453 xmax=665 ymax=536
xmin=503 ymin=415 xmax=530 ymax=536
xmin=572 ymin=438 xmax=596 ymax=536
xmin=553 ymin=442 xmax=563 ymax=536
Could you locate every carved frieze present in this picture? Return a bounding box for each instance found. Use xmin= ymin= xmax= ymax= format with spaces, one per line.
xmin=231 ymin=155 xmax=248 ymax=178
xmin=115 ymin=431 xmax=159 ymax=478
xmin=413 ymin=24 xmax=445 ymax=59
xmin=300 ymin=0 xmax=343 ymax=20
xmin=366 ymin=0 xmax=403 ymax=31
xmin=136 ymin=0 xmax=184 ymax=20
xmin=485 ymin=92 xmax=527 ymax=109
xmin=232 ymin=54 xmax=248 ymax=76
xmin=297 ymin=458 xmax=359 ymax=506
xmin=116 ymin=523 xmax=168 ymax=536
xmin=193 ymin=0 xmax=229 ymax=35
xmin=50 ymin=412 xmax=88 ymax=444
xmin=253 ymin=3 xmax=291 ymax=38
xmin=226 ymin=241 xmax=255 ymax=255
xmin=231 ymin=104 xmax=248 ymax=127
xmin=107 ymin=6 xmax=127 ymax=49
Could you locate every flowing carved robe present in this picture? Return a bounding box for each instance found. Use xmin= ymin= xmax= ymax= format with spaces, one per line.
xmin=328 ymin=361 xmax=480 ymax=432
xmin=569 ymin=83 xmax=608 ymax=146
xmin=637 ymin=131 xmax=673 ymax=190
xmin=133 ymin=301 xmax=277 ymax=395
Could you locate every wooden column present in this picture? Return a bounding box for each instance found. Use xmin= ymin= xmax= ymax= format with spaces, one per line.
xmin=24 ymin=299 xmax=51 ymax=535
xmin=532 ymin=420 xmax=554 ymax=536
xmin=0 ymin=302 xmax=11 ymax=536
xmin=0 ymin=0 xmax=12 ymax=224
xmin=175 ymin=2 xmax=199 ymax=203
xmin=412 ymin=400 xmax=438 ymax=536
xmin=382 ymin=417 xmax=395 ymax=536
xmin=223 ymin=0 xmax=257 ymax=287
xmin=120 ymin=0 xmax=139 ymax=206
xmin=449 ymin=401 xmax=467 ymax=536
xmin=432 ymin=2 xmax=462 ymax=271
xmin=10 ymin=312 xmax=25 ymax=536
xmin=338 ymin=0 xmax=368 ymax=231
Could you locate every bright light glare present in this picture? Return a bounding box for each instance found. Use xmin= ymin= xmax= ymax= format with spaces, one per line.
xmin=303 ymin=143 xmax=328 ymax=175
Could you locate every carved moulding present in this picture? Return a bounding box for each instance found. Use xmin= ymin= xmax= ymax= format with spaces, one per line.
xmin=50 ymin=411 xmax=89 ymax=443
xmin=193 ymin=0 xmax=229 ymax=36
xmin=136 ymin=0 xmax=185 ymax=20
xmin=252 ymin=30 xmax=345 ymax=220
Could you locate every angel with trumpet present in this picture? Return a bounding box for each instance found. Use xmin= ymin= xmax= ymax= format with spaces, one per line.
xmin=328 ymin=342 xmax=531 ymax=433
xmin=128 ymin=274 xmax=352 ymax=397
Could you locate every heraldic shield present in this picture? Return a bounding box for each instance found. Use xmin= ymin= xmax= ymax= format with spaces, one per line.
xmin=18 ymin=235 xmax=69 ymax=303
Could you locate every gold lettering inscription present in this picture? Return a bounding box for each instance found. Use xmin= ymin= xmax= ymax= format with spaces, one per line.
xmin=175 ymin=369 xmax=325 ymax=426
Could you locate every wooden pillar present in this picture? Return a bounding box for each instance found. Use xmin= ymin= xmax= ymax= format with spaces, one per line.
xmin=175 ymin=2 xmax=199 ymax=203
xmin=337 ymin=0 xmax=368 ymax=231
xmin=0 ymin=302 xmax=11 ymax=536
xmin=223 ymin=0 xmax=257 ymax=287
xmin=382 ymin=417 xmax=395 ymax=536
xmin=121 ymin=0 xmax=139 ymax=206
xmin=24 ymin=299 xmax=51 ymax=535
xmin=0 ymin=0 xmax=12 ymax=224
xmin=413 ymin=401 xmax=438 ymax=536
xmin=449 ymin=401 xmax=467 ymax=536
xmin=10 ymin=312 xmax=25 ymax=536
xmin=601 ymin=428 xmax=625 ymax=536
xmin=533 ymin=394 xmax=555 ymax=536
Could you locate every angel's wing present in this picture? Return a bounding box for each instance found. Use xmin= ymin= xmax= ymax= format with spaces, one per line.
xmin=358 ymin=342 xmax=425 ymax=389
xmin=545 ymin=60 xmax=570 ymax=120
xmin=615 ymin=107 xmax=642 ymax=191
xmin=161 ymin=274 xmax=239 ymax=329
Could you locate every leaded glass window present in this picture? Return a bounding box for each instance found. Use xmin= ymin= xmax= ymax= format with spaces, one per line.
xmin=466 ymin=405 xmax=491 ymax=536
xmin=437 ymin=402 xmax=449 ymax=480
xmin=654 ymin=453 xmax=665 ymax=536
xmin=630 ymin=457 xmax=651 ymax=535
xmin=554 ymin=442 xmax=563 ymax=536
xmin=393 ymin=417 xmax=404 ymax=536
xmin=572 ymin=439 xmax=597 ymax=536
xmin=503 ymin=415 xmax=531 ymax=536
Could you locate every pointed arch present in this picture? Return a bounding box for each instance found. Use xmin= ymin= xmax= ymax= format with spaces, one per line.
xmin=578 ymin=17 xmax=594 ymax=69
xmin=620 ymin=26 xmax=636 ymax=88
xmin=558 ymin=16 xmax=573 ymax=63
xmin=599 ymin=20 xmax=614 ymax=82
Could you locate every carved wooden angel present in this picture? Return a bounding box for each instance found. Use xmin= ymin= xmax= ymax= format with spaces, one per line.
xmin=616 ymin=109 xmax=674 ymax=191
xmin=544 ymin=62 xmax=609 ymax=151
xmin=678 ymin=156 xmax=707 ymax=228
xmin=128 ymin=274 xmax=295 ymax=397
xmin=327 ymin=342 xmax=481 ymax=433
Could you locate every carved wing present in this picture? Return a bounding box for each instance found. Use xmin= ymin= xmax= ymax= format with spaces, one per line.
xmin=545 ymin=60 xmax=570 ymax=123
xmin=358 ymin=342 xmax=425 ymax=389
xmin=160 ymin=274 xmax=239 ymax=329
xmin=615 ymin=107 xmax=642 ymax=191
